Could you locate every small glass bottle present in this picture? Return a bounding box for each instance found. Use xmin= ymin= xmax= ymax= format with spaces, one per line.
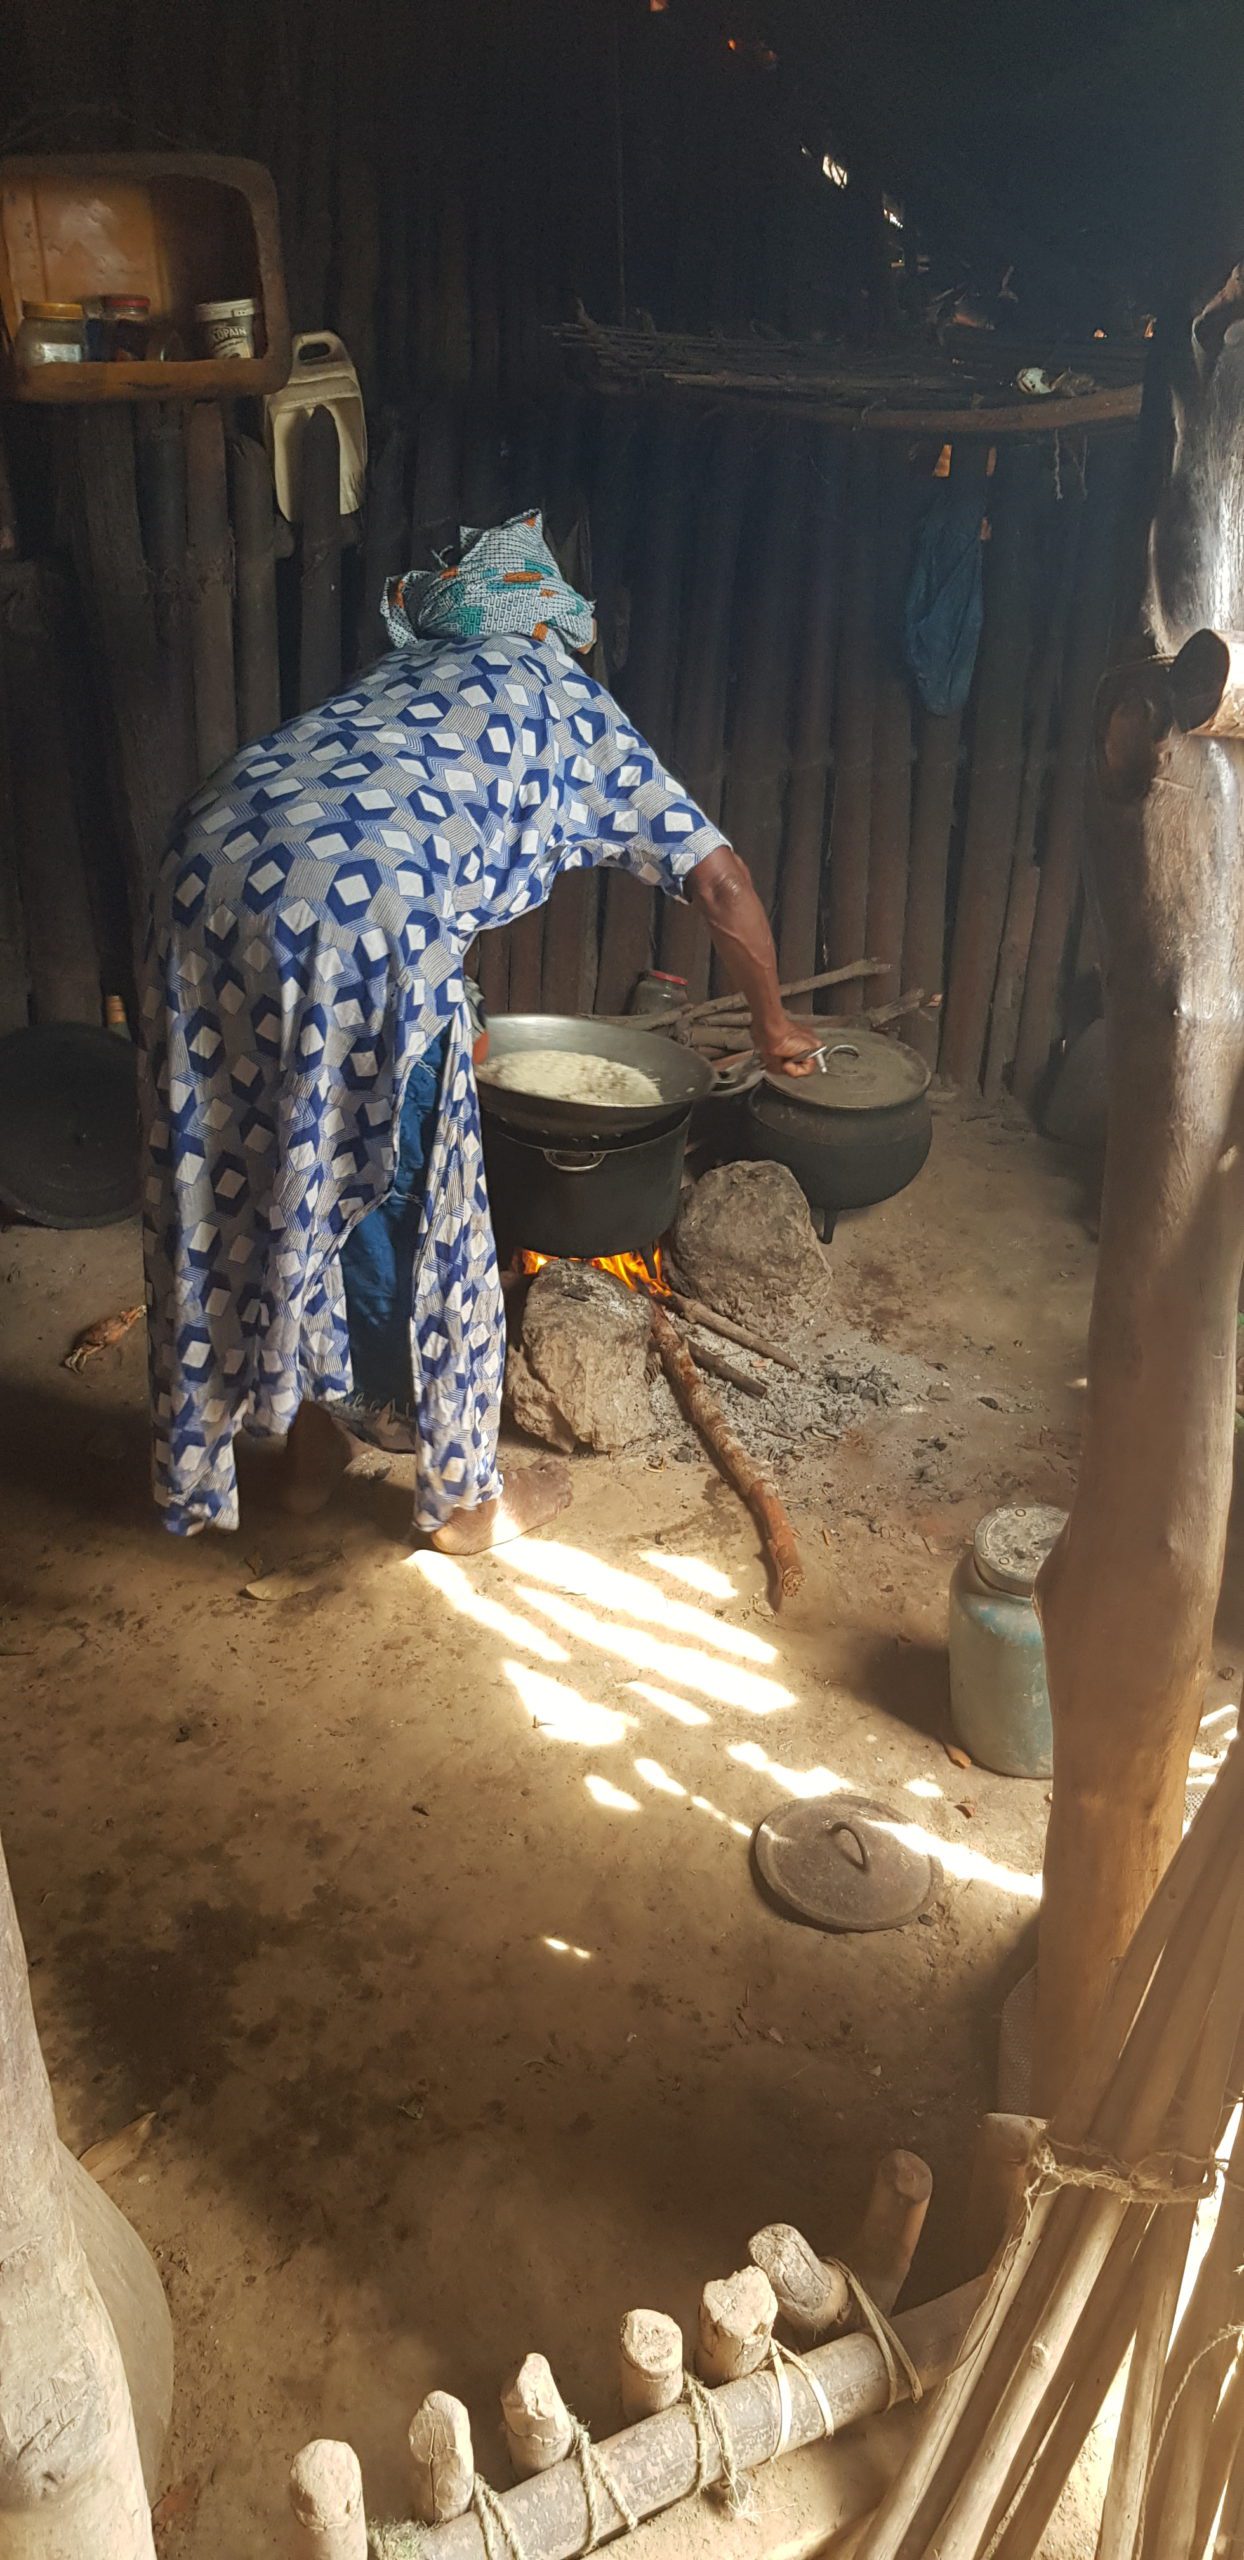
xmin=15 ymin=300 xmax=84 ymax=366
xmin=102 ymin=294 xmax=150 ymax=360
xmin=630 ymin=970 xmax=688 ymax=1017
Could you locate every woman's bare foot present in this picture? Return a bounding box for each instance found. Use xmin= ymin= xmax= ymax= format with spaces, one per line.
xmin=278 ymin=1401 xmax=354 ymax=1517
xmin=430 ymin=1457 xmax=573 ymax=1554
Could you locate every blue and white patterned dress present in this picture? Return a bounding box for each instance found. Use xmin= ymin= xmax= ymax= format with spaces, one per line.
xmin=141 ymin=631 xmax=725 ymax=1536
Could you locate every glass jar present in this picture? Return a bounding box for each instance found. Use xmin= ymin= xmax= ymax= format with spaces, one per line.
xmin=948 ymin=1503 xmax=1066 ymax=1779
xmin=15 ymin=300 xmax=84 ymax=366
xmin=102 ymin=294 xmax=150 ymax=360
xmin=631 ymin=970 xmax=688 ymax=1017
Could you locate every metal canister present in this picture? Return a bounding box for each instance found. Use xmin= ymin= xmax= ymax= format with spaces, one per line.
xmin=948 ymin=1503 xmax=1067 ymax=1779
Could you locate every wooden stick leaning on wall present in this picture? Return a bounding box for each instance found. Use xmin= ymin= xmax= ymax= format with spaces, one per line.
xmin=982 ymin=461 xmax=1086 ymax=1102
xmin=133 ymin=404 xmax=198 ymax=810
xmin=660 ymin=412 xmax=751 ymax=997
xmin=939 ymin=441 xmax=1040 ymax=1088
xmin=230 ymin=434 xmax=282 ymax=746
xmin=824 ymin=435 xmax=880 ymax=1013
xmin=299 ymin=406 xmax=344 ymax=715
xmin=57 ymin=411 xmax=186 ymax=959
xmin=185 ymin=403 xmax=238 ymax=782
xmin=900 ymin=440 xmax=990 ymax=1066
xmin=1011 ymin=434 xmax=1129 ymax=1107
xmin=865 ymin=443 xmax=919 ymax=1002
xmin=778 ymin=427 xmax=848 ymax=986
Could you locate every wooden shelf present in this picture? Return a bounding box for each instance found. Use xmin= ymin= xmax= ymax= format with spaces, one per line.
xmin=0 ymin=152 xmax=290 ymax=403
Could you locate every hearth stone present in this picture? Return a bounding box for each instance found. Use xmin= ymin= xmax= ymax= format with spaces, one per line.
xmin=506 ymin=1260 xmax=654 ymax=1453
xmin=671 ymin=1160 xmax=828 ymax=1333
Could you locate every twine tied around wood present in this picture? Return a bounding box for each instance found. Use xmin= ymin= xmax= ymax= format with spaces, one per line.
xmin=1027 ymin=2134 xmax=1220 ymax=2214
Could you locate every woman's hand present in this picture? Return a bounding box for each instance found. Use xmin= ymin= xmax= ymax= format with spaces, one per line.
xmin=759 ymin=1014 xmax=825 ymax=1077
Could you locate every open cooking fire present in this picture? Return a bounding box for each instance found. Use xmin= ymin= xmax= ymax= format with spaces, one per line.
xmin=519 ymin=1244 xmax=670 ymax=1294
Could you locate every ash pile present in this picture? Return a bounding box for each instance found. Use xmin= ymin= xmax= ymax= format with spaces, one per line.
xmin=504 ymin=1161 xmax=919 ymax=1477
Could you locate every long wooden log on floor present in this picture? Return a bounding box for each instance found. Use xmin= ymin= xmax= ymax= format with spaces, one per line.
xmin=824 ymin=435 xmax=880 ymax=1014
xmin=1011 ymin=437 xmax=1129 ymax=1108
xmin=940 ymin=442 xmax=1040 ymax=1088
xmin=185 ymin=403 xmax=237 ymax=782
xmin=651 ymin=1302 xmax=803 ymax=1603
xmin=0 ymin=1829 xmax=157 ymax=2556
xmin=900 ymin=442 xmax=990 ymax=1066
xmin=778 ymin=427 xmax=848 ymax=985
xmin=409 ymin=2284 xmax=980 ymax=2560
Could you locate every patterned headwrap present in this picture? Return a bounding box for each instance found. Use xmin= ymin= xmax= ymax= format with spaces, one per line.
xmin=382 ymin=511 xmax=597 ymax=653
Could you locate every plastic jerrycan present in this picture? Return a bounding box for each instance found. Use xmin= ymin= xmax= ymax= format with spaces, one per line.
xmin=265 ymin=330 xmax=368 ymax=521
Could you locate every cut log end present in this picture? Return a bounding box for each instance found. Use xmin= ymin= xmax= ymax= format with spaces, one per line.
xmin=409 ymin=2390 xmax=475 ymax=2526
xmin=749 ymin=2223 xmax=850 ymax=2337
xmin=697 ymin=2265 xmax=778 ymax=2382
xmin=289 ymin=2438 xmax=368 ymax=2559
xmin=501 ymin=2351 xmax=574 ymax=2476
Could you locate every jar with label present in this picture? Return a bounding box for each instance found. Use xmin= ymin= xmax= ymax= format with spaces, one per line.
xmin=15 ymin=300 xmax=84 ymax=366
xmin=948 ymin=1503 xmax=1067 ymax=1779
xmin=103 ymin=294 xmax=150 ymax=359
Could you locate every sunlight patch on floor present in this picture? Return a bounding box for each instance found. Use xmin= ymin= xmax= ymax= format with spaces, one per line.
xmin=505 ymin=1662 xmax=634 ymax=1747
xmin=638 ymin=1550 xmax=738 ymax=1602
xmin=881 ymin=1816 xmax=1041 ymax=1900
xmin=634 ymin=1756 xmax=687 ymax=1798
xmin=624 ymin=1680 xmax=712 ymax=1728
xmin=542 ymin=1935 xmax=592 ymax=1960
xmin=410 ymin=1550 xmax=569 ymax=1663
xmin=508 ymin=1588 xmax=795 ymax=1713
xmin=728 ymin=1738 xmax=849 ymax=1798
xmin=499 ymin=1538 xmax=775 ymax=1662
xmin=585 ymin=1773 xmax=641 ymax=1814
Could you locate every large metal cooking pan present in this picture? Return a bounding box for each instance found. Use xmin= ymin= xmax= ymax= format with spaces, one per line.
xmin=476 ymin=1013 xmax=714 ymax=1139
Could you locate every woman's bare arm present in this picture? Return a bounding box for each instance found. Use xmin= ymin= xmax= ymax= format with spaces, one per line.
xmin=688 ymin=845 xmax=823 ymax=1072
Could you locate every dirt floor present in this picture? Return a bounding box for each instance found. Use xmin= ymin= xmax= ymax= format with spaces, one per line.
xmin=0 ymin=1093 xmax=1233 ymax=2553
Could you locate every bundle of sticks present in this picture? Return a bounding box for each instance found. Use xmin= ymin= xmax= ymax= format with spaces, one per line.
xmin=598 ymin=961 xmax=939 ymax=1068
xmin=857 ymin=1731 xmax=1244 ymax=2560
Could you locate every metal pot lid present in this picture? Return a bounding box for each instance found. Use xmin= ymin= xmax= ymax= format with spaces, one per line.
xmin=752 ymin=1794 xmax=938 ymax=1933
xmin=0 ymin=1024 xmax=139 ymax=1229
xmin=973 ymin=1503 xmax=1067 ymax=1596
xmin=762 ymin=1029 xmax=931 ymax=1114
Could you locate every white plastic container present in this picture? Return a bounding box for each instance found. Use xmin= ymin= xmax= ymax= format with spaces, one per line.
xmin=195 ymin=296 xmax=258 ymax=359
xmin=264 ymin=329 xmax=368 ymax=521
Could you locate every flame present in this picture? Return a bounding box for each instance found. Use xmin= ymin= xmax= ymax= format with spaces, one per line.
xmin=520 ymin=1244 xmax=669 ymax=1295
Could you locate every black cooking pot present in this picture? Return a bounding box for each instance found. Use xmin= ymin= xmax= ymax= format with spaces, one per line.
xmin=477 ymin=1014 xmax=713 ymax=1258
xmin=746 ymin=1031 xmax=932 ymax=1214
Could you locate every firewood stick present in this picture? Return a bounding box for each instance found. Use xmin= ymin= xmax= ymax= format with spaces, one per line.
xmin=416 ymin=2282 xmax=982 ymax=2560
xmin=619 ymin=2309 xmax=684 ymax=2420
xmin=289 ymin=2440 xmax=368 ymax=2560
xmin=696 ymin=2267 xmax=778 ymax=2383
xmin=502 ymin=2353 xmax=575 ymax=2476
xmin=849 ymin=2151 xmax=933 ymax=2314
xmin=748 ymin=2224 xmax=850 ymax=2338
xmin=1139 ymin=2097 xmax=1244 ymax=2560
xmin=687 ymin=959 xmax=889 ymax=1023
xmin=650 ymin=1303 xmax=804 ymax=1604
xmin=409 ymin=2392 xmax=475 ymax=2526
xmin=1190 ymin=2351 xmax=1244 ymax=2560
xmin=682 ymin=1331 xmax=767 ymax=1398
xmin=659 ymin=1289 xmax=800 ymax=1371
xmin=986 ymin=2213 xmax=1155 ymax=2560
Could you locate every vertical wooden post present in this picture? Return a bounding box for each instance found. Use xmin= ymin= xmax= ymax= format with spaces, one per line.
xmin=940 ymin=441 xmax=1041 ymax=1088
xmin=0 ymin=1831 xmax=157 ymax=2557
xmin=133 ymin=403 xmax=197 ymax=810
xmin=596 ymin=407 xmax=686 ymax=1015
xmin=901 ymin=441 xmax=990 ymax=1065
xmin=185 ymin=403 xmax=237 ymax=782
xmin=230 ymin=434 xmax=282 ymax=746
xmin=718 ymin=424 xmax=806 ymax=973
xmin=0 ymin=592 xmax=27 ymax=1034
xmin=0 ymin=564 xmax=101 ymax=1025
xmin=824 ymin=434 xmax=879 ymax=1011
xmin=298 ymin=406 xmax=344 ymax=714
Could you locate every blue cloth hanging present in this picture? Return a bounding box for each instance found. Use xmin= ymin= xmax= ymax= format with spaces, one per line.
xmin=903 ymin=486 xmax=985 ymax=717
